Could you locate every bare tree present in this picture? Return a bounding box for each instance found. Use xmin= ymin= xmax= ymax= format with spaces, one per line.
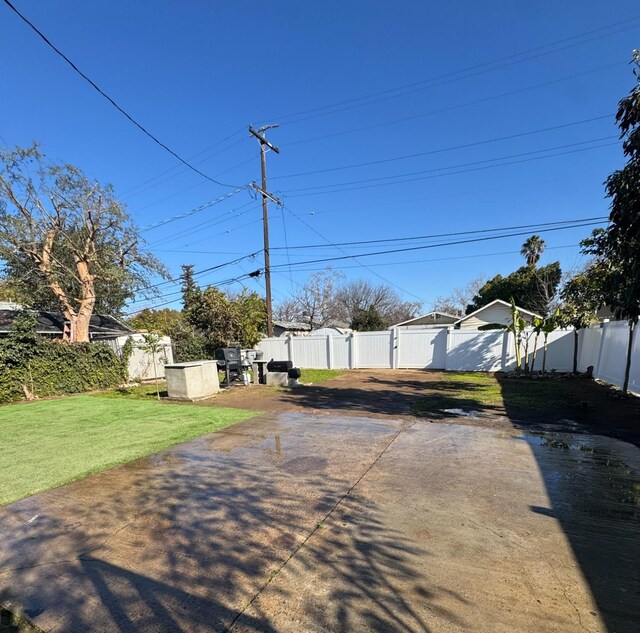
xmin=273 ymin=269 xmax=344 ymax=329
xmin=432 ymin=276 xmax=486 ymax=316
xmin=334 ymin=279 xmax=421 ymax=326
xmin=0 ymin=144 xmax=166 ymax=342
xmin=273 ymin=298 xmax=301 ymax=322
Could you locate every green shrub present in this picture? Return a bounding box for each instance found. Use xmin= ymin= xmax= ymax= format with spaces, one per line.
xmin=0 ymin=328 xmax=124 ymax=403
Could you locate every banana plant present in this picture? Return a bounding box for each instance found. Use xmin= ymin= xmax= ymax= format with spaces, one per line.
xmin=540 ymin=308 xmax=560 ymax=375
xmin=506 ymin=298 xmax=527 ymax=371
xmin=530 ymin=316 xmax=544 ymax=373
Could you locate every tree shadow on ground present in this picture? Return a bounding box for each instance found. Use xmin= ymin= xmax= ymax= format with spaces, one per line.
xmin=499 ymin=382 xmax=640 ymax=633
xmin=277 ymin=373 xmax=503 ymax=420
xmin=0 ymin=418 xmax=461 ymax=632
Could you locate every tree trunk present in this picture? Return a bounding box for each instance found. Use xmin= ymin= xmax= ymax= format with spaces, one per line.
xmin=573 ymin=329 xmax=579 ymax=374
xmin=623 ymin=319 xmax=636 ymax=394
xmin=514 ymin=332 xmax=522 ymax=371
xmin=531 ymin=333 xmax=539 ymax=373
xmin=542 ymin=334 xmax=548 ymax=374
xmin=74 ymin=261 xmax=96 ymax=343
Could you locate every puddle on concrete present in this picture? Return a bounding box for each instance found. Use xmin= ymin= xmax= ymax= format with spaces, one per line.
xmin=441 ymin=408 xmax=483 ymax=418
xmin=522 ymin=431 xmax=640 ymax=516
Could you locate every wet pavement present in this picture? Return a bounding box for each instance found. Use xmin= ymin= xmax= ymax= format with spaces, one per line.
xmin=1 ymin=412 xmax=639 ymax=632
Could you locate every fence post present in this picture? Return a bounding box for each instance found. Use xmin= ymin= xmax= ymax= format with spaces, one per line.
xmin=287 ymin=334 xmax=295 ymax=366
xmin=350 ymin=333 xmax=358 ymax=369
xmin=326 ymin=334 xmax=333 ymax=369
xmin=391 ymin=328 xmax=399 ymax=369
xmin=594 ymin=322 xmax=607 ymax=379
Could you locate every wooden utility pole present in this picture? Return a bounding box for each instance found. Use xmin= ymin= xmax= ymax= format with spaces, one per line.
xmin=249 ymin=124 xmax=280 ymax=337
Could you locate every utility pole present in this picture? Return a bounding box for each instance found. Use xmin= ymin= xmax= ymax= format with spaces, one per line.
xmin=249 ymin=124 xmax=280 ymax=337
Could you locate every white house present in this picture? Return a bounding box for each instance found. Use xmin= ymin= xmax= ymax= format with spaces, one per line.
xmin=390 ymin=311 xmax=458 ymax=329
xmin=454 ymin=299 xmax=541 ymax=329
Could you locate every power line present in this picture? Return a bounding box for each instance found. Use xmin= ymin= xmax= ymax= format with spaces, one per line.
xmin=270 ymin=216 xmax=608 ymax=250
xmin=148 ymin=200 xmax=259 ymax=247
xmin=284 ymin=139 xmax=618 ymax=197
xmin=272 ymin=115 xmax=612 ymax=180
xmin=270 ymin=220 xmax=606 ymax=270
xmin=120 ymin=131 xmax=248 ymax=199
xmin=265 ymin=17 xmax=639 ymax=125
xmin=2 ymin=0 xmax=244 ymax=190
xmin=126 ymin=270 xmax=261 ymax=315
xmin=283 ymin=62 xmax=619 ymax=148
xmin=284 ymin=205 xmax=425 ymax=304
xmin=273 ymin=244 xmax=579 ymax=273
xmin=141 ymin=188 xmax=246 ymax=232
xmin=130 ymin=155 xmax=255 ymax=213
xmin=283 ymin=136 xmax=615 ymax=193
xmin=146 ymin=251 xmax=262 ymax=292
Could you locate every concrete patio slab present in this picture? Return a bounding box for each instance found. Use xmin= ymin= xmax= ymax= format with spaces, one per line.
xmin=1 ymin=413 xmax=638 ymax=632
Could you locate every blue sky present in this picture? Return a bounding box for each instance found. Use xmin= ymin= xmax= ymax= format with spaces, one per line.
xmin=1 ymin=1 xmax=638 ymax=313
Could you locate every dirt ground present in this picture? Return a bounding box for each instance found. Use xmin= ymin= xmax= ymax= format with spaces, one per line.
xmin=199 ymin=369 xmax=640 ymax=447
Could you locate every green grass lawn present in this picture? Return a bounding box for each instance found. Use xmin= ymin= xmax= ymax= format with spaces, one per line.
xmin=412 ymin=372 xmax=593 ymax=418
xmin=299 ymin=369 xmax=344 ymax=384
xmin=0 ymin=396 xmax=256 ymax=506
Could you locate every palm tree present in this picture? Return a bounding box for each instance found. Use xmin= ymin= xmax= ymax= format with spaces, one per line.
xmin=521 ymin=235 xmax=546 ymax=267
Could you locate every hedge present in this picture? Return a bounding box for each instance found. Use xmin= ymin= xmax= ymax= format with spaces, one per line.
xmin=0 ymin=339 xmax=125 ymax=404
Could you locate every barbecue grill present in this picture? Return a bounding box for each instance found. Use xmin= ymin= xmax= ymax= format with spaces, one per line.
xmin=215 ymin=346 xmax=248 ymax=385
xmin=266 ymin=359 xmax=293 ymax=372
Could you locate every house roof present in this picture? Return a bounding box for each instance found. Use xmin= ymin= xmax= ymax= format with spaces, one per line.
xmin=454 ymin=299 xmax=542 ymax=325
xmin=392 ymin=311 xmax=459 ymax=327
xmin=0 ymin=309 xmax=134 ymax=336
xmin=273 ymin=320 xmax=312 ymax=331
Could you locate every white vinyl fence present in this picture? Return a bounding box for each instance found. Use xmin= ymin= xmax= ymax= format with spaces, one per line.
xmin=103 ymin=334 xmax=174 ymax=381
xmin=259 ymin=320 xmax=639 ymax=394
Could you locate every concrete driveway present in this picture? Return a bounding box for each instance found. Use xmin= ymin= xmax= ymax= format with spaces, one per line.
xmin=1 ymin=410 xmax=639 ymax=632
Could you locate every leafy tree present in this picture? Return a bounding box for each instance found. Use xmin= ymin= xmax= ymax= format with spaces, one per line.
xmin=350 ymin=305 xmax=386 ymax=331
xmin=466 ymin=262 xmax=561 ymax=316
xmin=0 ymin=144 xmax=166 ymax=341
xmin=530 ymin=308 xmax=560 ymax=374
xmin=233 ymin=291 xmax=268 ymax=348
xmin=581 ymin=53 xmax=640 ymax=392
xmin=128 ymin=308 xmax=183 ymax=336
xmin=185 ymin=286 xmax=266 ymax=352
xmin=558 ymin=267 xmax=603 ymax=374
xmin=520 ymin=235 xmax=546 ymax=267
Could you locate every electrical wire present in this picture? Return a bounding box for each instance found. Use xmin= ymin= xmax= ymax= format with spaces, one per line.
xmin=270 ymin=216 xmax=607 ymax=250
xmin=269 ymin=220 xmax=606 ymax=270
xmin=120 ymin=132 xmax=248 ymax=199
xmin=126 ymin=270 xmax=261 ymax=314
xmin=145 ymin=251 xmax=262 ymax=292
xmin=284 ymin=139 xmax=618 ymax=197
xmin=284 ymin=205 xmax=425 ymax=304
xmin=282 ymin=136 xmax=616 ymax=194
xmin=147 ymin=200 xmax=259 ymax=248
xmin=141 ymin=188 xmax=246 ymax=232
xmin=272 ymin=115 xmax=613 ymax=180
xmin=2 ymin=0 xmax=245 ymax=190
xmin=283 ymin=62 xmax=620 ymax=148
xmin=265 ymin=17 xmax=639 ymax=125
xmin=271 ymin=243 xmax=579 ymax=273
